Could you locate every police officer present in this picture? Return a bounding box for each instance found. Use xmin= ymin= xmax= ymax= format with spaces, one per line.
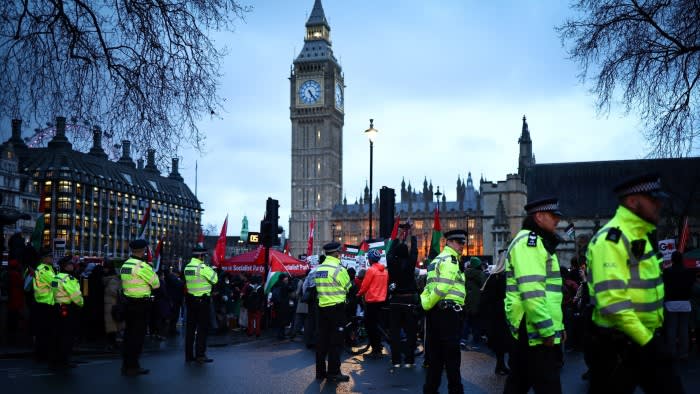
xmin=32 ymin=247 xmax=56 ymax=362
xmin=314 ymin=242 xmax=351 ymax=382
xmin=420 ymin=229 xmax=467 ymax=394
xmin=503 ymin=197 xmax=564 ymax=394
xmin=51 ymin=256 xmax=84 ymax=370
xmin=120 ymin=239 xmax=160 ymax=376
xmin=184 ymin=246 xmax=218 ymax=363
xmin=586 ymin=174 xmax=684 ymax=393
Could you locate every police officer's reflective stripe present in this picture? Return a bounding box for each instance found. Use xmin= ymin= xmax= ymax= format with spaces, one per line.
xmin=433 ymin=277 xmax=461 ymax=285
xmin=594 ymin=279 xmax=627 ymax=292
xmin=318 ymin=290 xmax=347 ymax=296
xmin=517 ymin=275 xmax=546 ymax=284
xmin=506 ymin=284 xmax=518 ymax=292
xmin=629 ymin=277 xmax=663 ymax=289
xmin=633 ymin=300 xmax=664 ymax=312
xmin=447 ymin=289 xmax=465 ymax=298
xmin=434 ymin=288 xmax=447 ymax=297
xmin=533 ymin=319 xmax=553 ymax=329
xmin=521 ymin=290 xmax=546 ymax=300
xmin=528 ymin=330 xmax=563 ymax=340
xmin=599 ymin=300 xmax=633 ymax=315
xmin=545 ymin=284 xmax=561 ymax=292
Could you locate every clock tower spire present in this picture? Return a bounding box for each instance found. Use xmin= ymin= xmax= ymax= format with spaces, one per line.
xmin=289 ymin=0 xmax=344 ymax=256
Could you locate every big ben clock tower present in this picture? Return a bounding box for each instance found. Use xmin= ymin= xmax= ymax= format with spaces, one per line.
xmin=290 ymin=0 xmax=344 ymax=256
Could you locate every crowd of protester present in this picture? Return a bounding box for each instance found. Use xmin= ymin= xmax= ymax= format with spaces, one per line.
xmin=2 ymin=232 xmax=700 ymax=382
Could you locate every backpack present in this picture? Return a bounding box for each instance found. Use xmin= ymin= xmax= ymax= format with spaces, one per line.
xmin=244 ymin=284 xmax=263 ymax=311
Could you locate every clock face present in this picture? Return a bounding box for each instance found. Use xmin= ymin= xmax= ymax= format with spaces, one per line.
xmin=335 ymin=82 xmax=343 ymax=109
xmin=298 ymin=80 xmax=322 ymax=105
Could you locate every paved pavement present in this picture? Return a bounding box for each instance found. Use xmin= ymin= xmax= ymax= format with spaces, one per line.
xmin=1 ymin=334 xmax=698 ymax=393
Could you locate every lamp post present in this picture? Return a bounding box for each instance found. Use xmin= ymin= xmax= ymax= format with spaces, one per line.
xmin=434 ymin=186 xmax=442 ymax=207
xmin=364 ymin=119 xmax=378 ymax=240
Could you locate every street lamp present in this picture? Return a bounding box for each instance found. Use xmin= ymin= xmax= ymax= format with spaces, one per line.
xmin=364 ymin=119 xmax=378 ymax=240
xmin=434 ymin=186 xmax=442 ymax=207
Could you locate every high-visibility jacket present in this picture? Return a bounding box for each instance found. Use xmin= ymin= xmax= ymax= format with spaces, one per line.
xmin=52 ymin=273 xmax=84 ymax=307
xmin=184 ymin=258 xmax=218 ymax=297
xmin=314 ymin=256 xmax=350 ymax=307
xmin=120 ymin=257 xmax=160 ymax=298
xmin=586 ymin=205 xmax=664 ymax=346
xmin=424 ymin=259 xmax=438 ymax=294
xmin=504 ymin=229 xmax=564 ymax=346
xmin=420 ymin=245 xmax=466 ymax=310
xmin=34 ymin=263 xmax=56 ymax=305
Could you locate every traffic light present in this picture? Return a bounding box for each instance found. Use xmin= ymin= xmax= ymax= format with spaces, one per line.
xmin=379 ymin=186 xmax=395 ymax=239
xmin=261 ymin=198 xmax=283 ymax=247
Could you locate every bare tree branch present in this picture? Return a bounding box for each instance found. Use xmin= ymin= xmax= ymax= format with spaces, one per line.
xmin=0 ymin=0 xmax=251 ymax=163
xmin=557 ymin=0 xmax=700 ymax=157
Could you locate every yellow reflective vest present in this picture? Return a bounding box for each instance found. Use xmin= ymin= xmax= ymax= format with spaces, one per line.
xmin=420 ymin=245 xmax=466 ymax=310
xmin=314 ymin=256 xmax=350 ymax=307
xmin=504 ymin=229 xmax=564 ymax=346
xmin=184 ymin=258 xmax=218 ymax=297
xmin=34 ymin=262 xmax=56 ymax=305
xmin=586 ymin=205 xmax=664 ymax=346
xmin=120 ymin=257 xmax=160 ymax=298
xmin=52 ymin=273 xmax=84 ymax=307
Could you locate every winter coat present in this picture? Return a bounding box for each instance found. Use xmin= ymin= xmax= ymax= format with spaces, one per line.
xmin=357 ymin=263 xmax=388 ymax=303
xmin=295 ymin=279 xmax=308 ymax=314
xmin=464 ymin=267 xmax=486 ymax=314
xmin=271 ymin=280 xmax=294 ymax=327
xmin=103 ymin=274 xmax=121 ymax=333
xmin=478 ymin=272 xmax=511 ymax=354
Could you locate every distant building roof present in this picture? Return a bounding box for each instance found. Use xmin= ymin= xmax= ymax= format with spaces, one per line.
xmin=526 ymin=157 xmax=700 ymax=218
xmin=18 ymin=146 xmax=200 ymax=209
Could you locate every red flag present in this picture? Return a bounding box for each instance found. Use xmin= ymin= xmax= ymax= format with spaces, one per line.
xmin=213 ymin=215 xmax=228 ymax=267
xmin=197 ymin=226 xmax=205 ymax=248
xmin=306 ymin=217 xmax=316 ymax=256
xmin=153 ymin=238 xmax=164 ymax=271
xmin=678 ymin=216 xmax=690 ymax=253
xmin=138 ymin=202 xmax=152 ymax=239
xmin=283 ymin=239 xmax=290 ymax=256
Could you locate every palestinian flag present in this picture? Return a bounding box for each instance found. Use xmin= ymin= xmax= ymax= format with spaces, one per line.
xmin=31 ymin=187 xmax=46 ymax=250
xmin=264 ymin=258 xmax=290 ymax=294
xmin=428 ymin=207 xmax=442 ymax=260
xmin=384 ymin=216 xmax=401 ymax=253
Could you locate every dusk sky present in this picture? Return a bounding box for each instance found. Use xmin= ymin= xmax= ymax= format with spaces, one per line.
xmin=6 ymin=1 xmax=664 ymax=237
xmin=178 ymin=0 xmax=657 ymax=237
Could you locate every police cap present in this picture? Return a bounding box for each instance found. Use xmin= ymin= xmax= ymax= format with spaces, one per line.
xmin=444 ymin=229 xmax=467 ymax=242
xmin=129 ymin=239 xmax=148 ymax=249
xmin=613 ymin=173 xmax=668 ymax=199
xmin=524 ymin=197 xmax=563 ymax=217
xmin=323 ymin=242 xmax=342 ymax=254
xmin=192 ymin=246 xmax=208 ymax=255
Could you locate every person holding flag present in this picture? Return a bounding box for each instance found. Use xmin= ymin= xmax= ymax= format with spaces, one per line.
xmin=387 ymin=221 xmax=419 ymax=368
xmin=184 ymin=246 xmax=218 ymax=364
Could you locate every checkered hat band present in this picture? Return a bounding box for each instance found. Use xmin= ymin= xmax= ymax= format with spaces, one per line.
xmin=527 ymin=203 xmax=559 ymax=214
xmin=618 ymin=181 xmax=660 ymax=196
